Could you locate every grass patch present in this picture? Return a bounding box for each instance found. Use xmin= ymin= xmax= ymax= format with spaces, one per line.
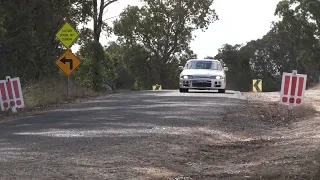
xmin=23 ymin=78 xmax=99 ymax=108
xmin=0 ymin=76 xmax=108 ymax=120
xmin=308 ymin=83 xmax=320 ymax=90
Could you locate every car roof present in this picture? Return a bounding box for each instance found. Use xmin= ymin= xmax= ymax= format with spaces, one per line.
xmin=186 ymin=59 xmax=220 ymax=62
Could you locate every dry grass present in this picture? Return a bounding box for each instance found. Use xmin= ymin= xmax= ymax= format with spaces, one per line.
xmin=0 ymin=76 xmax=105 ymax=120
xmin=242 ymin=90 xmax=320 ymax=111
xmin=234 ymin=90 xmax=319 ymax=126
xmin=308 ymin=83 xmax=320 ymax=90
xmin=23 ymin=78 xmax=99 ymax=108
xmin=226 ymin=101 xmax=317 ymax=127
xmin=223 ymin=95 xmax=320 ymax=179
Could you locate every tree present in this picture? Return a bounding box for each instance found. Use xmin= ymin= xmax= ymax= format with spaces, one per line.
xmin=274 ymin=0 xmax=320 ymax=83
xmin=113 ymin=0 xmax=218 ymax=86
xmin=214 ymin=0 xmax=320 ymax=92
xmin=89 ymin=0 xmax=119 ymax=90
xmin=75 ymin=40 xmax=116 ymax=90
xmin=215 ymin=44 xmax=252 ymax=91
xmin=105 ymin=41 xmax=135 ymax=89
xmin=0 ymin=0 xmax=90 ymax=81
xmin=204 ymin=56 xmax=214 ymax=59
xmin=92 ymin=0 xmax=117 ymax=41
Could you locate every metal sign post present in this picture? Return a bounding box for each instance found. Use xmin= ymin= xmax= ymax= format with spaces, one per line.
xmin=67 ymin=76 xmax=70 ymax=99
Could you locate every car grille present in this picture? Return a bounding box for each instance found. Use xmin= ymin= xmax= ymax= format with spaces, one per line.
xmin=192 ymin=81 xmax=212 ymax=87
xmin=193 ymin=76 xmax=211 ymax=79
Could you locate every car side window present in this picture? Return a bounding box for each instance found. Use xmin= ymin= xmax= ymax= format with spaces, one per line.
xmin=218 ymin=63 xmax=222 ymax=70
xmin=185 ymin=62 xmax=191 ymax=69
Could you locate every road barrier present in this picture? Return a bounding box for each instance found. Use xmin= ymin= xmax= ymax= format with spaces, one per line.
xmin=280 ymin=70 xmax=307 ymax=109
xmin=0 ymin=76 xmax=25 ymax=113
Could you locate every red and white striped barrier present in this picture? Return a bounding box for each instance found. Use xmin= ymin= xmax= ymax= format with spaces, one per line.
xmin=0 ymin=76 xmax=25 ymax=113
xmin=280 ymin=70 xmax=307 ymax=109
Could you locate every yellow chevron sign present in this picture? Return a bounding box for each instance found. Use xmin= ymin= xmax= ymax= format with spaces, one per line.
xmin=252 ymin=79 xmax=262 ymax=92
xmin=152 ymin=84 xmax=162 ymax=90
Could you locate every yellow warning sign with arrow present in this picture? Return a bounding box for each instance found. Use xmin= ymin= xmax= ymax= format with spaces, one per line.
xmin=56 ymin=49 xmax=81 ymax=76
xmin=152 ymin=84 xmax=162 ymax=90
xmin=252 ymin=79 xmax=262 ymax=92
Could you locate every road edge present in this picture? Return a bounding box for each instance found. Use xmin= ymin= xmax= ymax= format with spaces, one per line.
xmin=234 ymin=91 xmax=247 ymax=100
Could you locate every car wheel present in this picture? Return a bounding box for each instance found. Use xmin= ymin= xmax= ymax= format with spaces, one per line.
xmin=179 ymin=88 xmax=189 ymax=93
xmin=218 ymin=89 xmax=225 ymax=93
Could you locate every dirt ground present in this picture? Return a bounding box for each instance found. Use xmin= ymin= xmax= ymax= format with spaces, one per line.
xmin=214 ymin=90 xmax=320 ymax=179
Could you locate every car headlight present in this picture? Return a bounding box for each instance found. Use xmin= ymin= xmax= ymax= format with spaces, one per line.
xmin=216 ymin=76 xmax=224 ymax=79
xmin=181 ymin=75 xmax=193 ymax=79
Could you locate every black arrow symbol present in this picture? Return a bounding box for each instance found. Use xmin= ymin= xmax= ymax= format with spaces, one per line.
xmin=60 ymin=57 xmax=73 ymax=70
xmin=155 ymin=85 xmax=161 ymax=90
xmin=254 ymin=79 xmax=261 ymax=92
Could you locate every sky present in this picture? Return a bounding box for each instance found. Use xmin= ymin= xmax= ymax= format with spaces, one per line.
xmin=71 ymin=0 xmax=282 ymax=58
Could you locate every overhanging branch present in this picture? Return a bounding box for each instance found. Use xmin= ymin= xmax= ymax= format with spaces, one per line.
xmin=103 ymin=0 xmax=118 ymax=9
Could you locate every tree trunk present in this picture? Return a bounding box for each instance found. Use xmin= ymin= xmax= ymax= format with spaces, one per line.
xmin=91 ymin=0 xmax=118 ymax=91
xmin=92 ymin=41 xmax=103 ymax=91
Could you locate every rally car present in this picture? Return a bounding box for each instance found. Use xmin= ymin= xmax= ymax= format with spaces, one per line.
xmin=178 ymin=59 xmax=228 ymax=93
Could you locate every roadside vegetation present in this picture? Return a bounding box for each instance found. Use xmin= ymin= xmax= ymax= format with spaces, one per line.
xmin=1 ymin=1 xmax=320 ymax=178
xmin=0 ymin=0 xmax=216 ymax=109
xmin=0 ymin=0 xmax=319 ymax=107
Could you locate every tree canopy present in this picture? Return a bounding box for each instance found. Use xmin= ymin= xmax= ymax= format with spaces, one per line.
xmin=1 ymin=0 xmax=319 ymax=92
xmin=112 ymin=0 xmax=217 ymax=88
xmin=215 ymin=0 xmax=320 ymax=91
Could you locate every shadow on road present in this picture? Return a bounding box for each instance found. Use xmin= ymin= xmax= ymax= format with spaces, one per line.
xmin=186 ymin=90 xmax=234 ymax=94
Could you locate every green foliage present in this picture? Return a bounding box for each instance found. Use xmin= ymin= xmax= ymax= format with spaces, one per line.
xmin=105 ymin=42 xmax=135 ymax=89
xmin=215 ymin=0 xmax=320 ymax=92
xmin=2 ymin=0 xmax=319 ymax=94
xmin=113 ymin=0 xmax=217 ymax=88
xmin=0 ymin=5 xmax=6 ymax=36
xmin=0 ymin=0 xmax=91 ymax=81
xmin=75 ymin=40 xmax=116 ymax=91
xmin=215 ymin=44 xmax=252 ymax=91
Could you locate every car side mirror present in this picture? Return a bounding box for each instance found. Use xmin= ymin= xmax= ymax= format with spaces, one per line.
xmin=223 ymin=67 xmax=229 ymax=71
xmin=178 ymin=66 xmax=184 ymax=71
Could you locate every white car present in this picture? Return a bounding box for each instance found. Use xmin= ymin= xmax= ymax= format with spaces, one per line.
xmin=178 ymin=59 xmax=228 ymax=93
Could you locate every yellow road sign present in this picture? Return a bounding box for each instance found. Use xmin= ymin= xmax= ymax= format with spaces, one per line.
xmin=252 ymin=79 xmax=262 ymax=92
xmin=152 ymin=84 xmax=162 ymax=90
xmin=56 ymin=49 xmax=81 ymax=76
xmin=56 ymin=21 xmax=79 ymax=48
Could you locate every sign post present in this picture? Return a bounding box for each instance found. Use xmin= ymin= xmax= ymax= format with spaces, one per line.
xmin=67 ymin=76 xmax=70 ymax=99
xmin=279 ymin=70 xmax=307 ymax=110
xmin=55 ymin=21 xmax=80 ymax=99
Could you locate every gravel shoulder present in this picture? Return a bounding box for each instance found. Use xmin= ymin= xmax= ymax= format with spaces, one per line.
xmin=230 ymin=90 xmax=320 ymax=179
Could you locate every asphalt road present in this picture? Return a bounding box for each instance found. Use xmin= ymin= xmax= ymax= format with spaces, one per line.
xmin=0 ymin=90 xmax=247 ymax=180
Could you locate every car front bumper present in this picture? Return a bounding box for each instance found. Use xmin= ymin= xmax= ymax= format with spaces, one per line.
xmin=179 ymin=78 xmax=226 ymax=89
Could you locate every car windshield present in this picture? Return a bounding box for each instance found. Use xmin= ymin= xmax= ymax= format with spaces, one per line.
xmin=185 ymin=60 xmax=221 ymax=70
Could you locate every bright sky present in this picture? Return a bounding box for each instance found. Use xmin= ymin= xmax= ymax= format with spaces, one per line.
xmin=71 ymin=0 xmax=282 ymax=58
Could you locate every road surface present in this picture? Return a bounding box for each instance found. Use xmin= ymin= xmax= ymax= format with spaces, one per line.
xmin=0 ymin=90 xmax=248 ymax=179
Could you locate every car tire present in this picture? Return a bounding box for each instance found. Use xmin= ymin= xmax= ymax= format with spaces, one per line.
xmin=179 ymin=88 xmax=189 ymax=93
xmin=218 ymin=89 xmax=225 ymax=93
